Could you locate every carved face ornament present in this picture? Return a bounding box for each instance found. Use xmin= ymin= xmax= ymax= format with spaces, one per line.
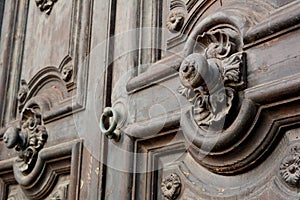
xmin=62 ymin=65 xmax=73 ymax=82
xmin=181 ymin=60 xmax=196 ymax=81
xmin=179 ymin=53 xmax=208 ymax=89
xmin=3 ymin=127 xmax=21 ymax=149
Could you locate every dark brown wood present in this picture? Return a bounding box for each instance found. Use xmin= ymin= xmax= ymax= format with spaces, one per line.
xmin=0 ymin=0 xmax=299 ymax=199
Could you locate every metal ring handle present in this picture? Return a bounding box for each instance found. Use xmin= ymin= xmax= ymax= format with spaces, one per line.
xmin=100 ymin=107 xmax=120 ymax=140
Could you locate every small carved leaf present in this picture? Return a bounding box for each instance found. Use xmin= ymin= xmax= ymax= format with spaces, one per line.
xmin=177 ymin=85 xmax=188 ymax=97
xmin=177 ymin=85 xmax=196 ymax=101
xmin=198 ymin=29 xmax=235 ymax=59
xmin=222 ymin=52 xmax=243 ymax=83
xmin=208 ymin=87 xmax=235 ymax=123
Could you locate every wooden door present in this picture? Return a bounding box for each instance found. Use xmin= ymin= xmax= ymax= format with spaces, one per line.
xmin=0 ymin=0 xmax=300 ymax=200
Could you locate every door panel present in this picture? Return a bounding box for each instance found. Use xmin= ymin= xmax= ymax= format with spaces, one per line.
xmin=0 ymin=0 xmax=92 ymax=199
xmin=107 ymin=0 xmax=300 ymax=199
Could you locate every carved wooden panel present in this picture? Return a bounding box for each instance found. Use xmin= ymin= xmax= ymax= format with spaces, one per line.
xmin=6 ymin=175 xmax=69 ymax=200
xmin=0 ymin=0 xmax=93 ymax=127
xmin=0 ymin=140 xmax=82 ymax=199
xmin=132 ymin=128 xmax=300 ymax=199
xmin=46 ymin=176 xmax=70 ymax=200
xmin=7 ymin=185 xmax=27 ymax=200
xmin=133 ymin=130 xmax=185 ymax=200
xmin=120 ymin=0 xmax=300 ymax=199
xmin=137 ymin=0 xmax=167 ymax=73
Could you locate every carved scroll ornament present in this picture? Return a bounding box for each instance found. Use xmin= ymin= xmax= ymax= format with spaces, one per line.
xmin=3 ymin=108 xmax=48 ymax=174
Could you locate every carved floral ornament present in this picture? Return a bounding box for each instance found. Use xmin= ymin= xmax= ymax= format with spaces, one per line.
xmin=3 ymin=108 xmax=48 ymax=174
xmin=178 ymin=27 xmax=245 ymax=130
xmin=161 ymin=173 xmax=182 ymax=200
xmin=177 ymin=19 xmax=257 ymax=174
xmin=169 ymin=0 xmax=289 ymax=176
xmin=166 ymin=9 xmax=185 ymax=32
xmin=280 ymin=145 xmax=300 ymax=187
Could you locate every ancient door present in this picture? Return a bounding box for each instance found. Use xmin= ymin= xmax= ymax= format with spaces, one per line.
xmin=0 ymin=0 xmax=300 ymax=199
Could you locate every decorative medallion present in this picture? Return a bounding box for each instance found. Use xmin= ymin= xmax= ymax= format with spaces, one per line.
xmin=3 ymin=108 xmax=48 ymax=174
xmin=161 ymin=173 xmax=182 ymax=200
xmin=35 ymin=0 xmax=58 ymax=15
xmin=280 ymin=145 xmax=300 ymax=187
xmin=166 ymin=10 xmax=185 ymax=32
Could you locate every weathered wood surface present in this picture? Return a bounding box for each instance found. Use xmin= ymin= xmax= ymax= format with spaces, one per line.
xmin=0 ymin=0 xmax=299 ymax=199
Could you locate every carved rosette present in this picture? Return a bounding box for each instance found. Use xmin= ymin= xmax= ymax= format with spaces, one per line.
xmin=280 ymin=146 xmax=300 ymax=187
xmin=167 ymin=10 xmax=185 ymax=32
xmin=35 ymin=0 xmax=58 ymax=15
xmin=178 ymin=27 xmax=245 ymax=130
xmin=161 ymin=173 xmax=182 ymax=200
xmin=3 ymin=108 xmax=48 ymax=174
